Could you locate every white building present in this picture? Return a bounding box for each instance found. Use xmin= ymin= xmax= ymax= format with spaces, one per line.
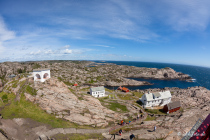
xmin=140 ymin=90 xmax=172 ymax=108
xmin=33 ymin=69 xmax=51 ymax=82
xmin=90 ymin=86 xmax=105 ymax=97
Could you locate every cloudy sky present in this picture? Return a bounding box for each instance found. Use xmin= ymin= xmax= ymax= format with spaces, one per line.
xmin=0 ymin=0 xmax=210 ymax=67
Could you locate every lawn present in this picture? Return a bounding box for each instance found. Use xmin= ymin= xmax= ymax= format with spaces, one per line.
xmin=117 ymin=94 xmax=134 ymax=100
xmin=0 ymin=92 xmax=92 ymax=129
xmin=107 ymin=102 xmax=128 ymax=112
xmin=145 ymin=109 xmax=166 ymax=115
xmin=144 ymin=116 xmax=156 ymax=121
xmin=52 ymin=133 xmax=105 ymax=140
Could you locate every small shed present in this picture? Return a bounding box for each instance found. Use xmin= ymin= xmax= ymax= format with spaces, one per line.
xmin=117 ymin=86 xmax=122 ymax=90
xmin=163 ymin=101 xmax=181 ymax=113
xmin=122 ymin=87 xmax=129 ymax=93
xmin=74 ymin=84 xmax=78 ymax=86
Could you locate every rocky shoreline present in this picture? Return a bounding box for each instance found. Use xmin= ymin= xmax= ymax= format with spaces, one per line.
xmin=0 ymin=61 xmax=192 ymax=88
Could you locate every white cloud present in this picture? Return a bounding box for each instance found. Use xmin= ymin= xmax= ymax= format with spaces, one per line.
xmin=0 ymin=16 xmax=15 ymax=53
xmin=44 ymin=50 xmax=53 ymax=54
xmin=64 ymin=45 xmax=70 ymax=49
xmin=95 ymin=45 xmax=115 ymax=48
xmin=30 ymin=50 xmax=41 ymax=55
xmin=63 ymin=49 xmax=72 ymax=54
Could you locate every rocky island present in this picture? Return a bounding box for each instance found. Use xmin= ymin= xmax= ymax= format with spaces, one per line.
xmin=0 ymin=60 xmax=209 ymax=140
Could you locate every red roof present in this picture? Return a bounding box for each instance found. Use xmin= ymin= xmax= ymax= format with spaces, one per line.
xmin=74 ymin=84 xmax=78 ymax=86
xmin=118 ymin=86 xmax=122 ymax=90
xmin=122 ymin=87 xmax=129 ymax=92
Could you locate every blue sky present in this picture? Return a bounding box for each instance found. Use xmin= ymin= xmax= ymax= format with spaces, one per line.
xmin=0 ymin=0 xmax=210 ymax=67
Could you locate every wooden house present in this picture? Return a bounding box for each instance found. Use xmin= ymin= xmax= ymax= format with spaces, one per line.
xmin=117 ymin=86 xmax=129 ymax=92
xmin=140 ymin=91 xmax=172 ymax=108
xmin=90 ymin=86 xmax=105 ymax=97
xmin=117 ymin=86 xmax=122 ymax=90
xmin=122 ymin=87 xmax=129 ymax=92
xmin=163 ymin=101 xmax=181 ymax=113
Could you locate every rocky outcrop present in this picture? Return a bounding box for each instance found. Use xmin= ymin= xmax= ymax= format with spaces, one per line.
xmin=0 ymin=61 xmax=191 ymax=88
xmin=24 ymin=78 xmax=121 ymax=127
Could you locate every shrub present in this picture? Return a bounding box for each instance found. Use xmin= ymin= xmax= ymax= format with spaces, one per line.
xmin=2 ymin=94 xmax=8 ymax=103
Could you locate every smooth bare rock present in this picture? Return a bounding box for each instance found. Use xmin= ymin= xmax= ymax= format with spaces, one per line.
xmin=27 ymin=78 xmax=121 ymax=126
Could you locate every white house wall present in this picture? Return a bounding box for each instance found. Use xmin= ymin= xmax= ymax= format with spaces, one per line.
xmin=140 ymin=92 xmax=172 ymax=108
xmin=90 ymin=90 xmax=105 ymax=97
xmin=33 ymin=70 xmax=50 ymax=82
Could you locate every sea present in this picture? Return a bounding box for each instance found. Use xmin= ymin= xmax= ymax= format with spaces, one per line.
xmin=94 ymin=61 xmax=210 ymax=90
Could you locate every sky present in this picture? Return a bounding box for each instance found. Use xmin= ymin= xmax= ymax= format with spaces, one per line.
xmin=0 ymin=0 xmax=210 ymax=68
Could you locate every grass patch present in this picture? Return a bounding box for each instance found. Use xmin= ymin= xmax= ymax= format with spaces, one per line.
xmin=144 ymin=116 xmax=156 ymax=121
xmin=88 ymin=79 xmax=96 ymax=84
xmin=11 ymin=80 xmax=19 ymax=88
xmin=105 ymin=88 xmax=114 ymax=93
xmin=33 ymin=63 xmax=41 ymax=69
xmin=25 ymin=85 xmax=37 ymax=95
xmin=0 ymin=93 xmax=81 ymax=128
xmin=1 ymin=94 xmax=8 ymax=103
xmin=78 ymin=96 xmax=84 ymax=100
xmin=117 ymin=94 xmax=134 ymax=100
xmin=0 ymin=92 xmax=16 ymax=106
xmin=145 ymin=109 xmax=166 ymax=115
xmin=108 ymin=94 xmax=116 ymax=99
xmin=107 ymin=102 xmax=128 ymax=112
xmin=132 ymin=92 xmax=144 ymax=98
xmin=52 ymin=133 xmax=105 ymax=140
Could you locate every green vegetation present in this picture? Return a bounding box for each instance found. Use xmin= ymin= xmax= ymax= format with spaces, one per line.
xmin=180 ymin=107 xmax=184 ymax=112
xmin=25 ymin=85 xmax=37 ymax=96
xmin=105 ymin=88 xmax=114 ymax=93
xmin=78 ymin=96 xmax=84 ymax=100
xmin=88 ymin=79 xmax=96 ymax=84
xmin=52 ymin=133 xmax=105 ymax=140
xmin=145 ymin=115 xmax=156 ymax=121
xmin=0 ymin=92 xmax=79 ymax=128
xmin=108 ymin=94 xmax=116 ymax=99
xmin=145 ymin=109 xmax=166 ymax=115
xmin=1 ymin=94 xmax=8 ymax=103
xmin=11 ymin=80 xmax=19 ymax=88
xmin=132 ymin=92 xmax=144 ymax=98
xmin=33 ymin=63 xmax=41 ymax=69
xmin=107 ymin=102 xmax=128 ymax=112
xmin=117 ymin=94 xmax=134 ymax=100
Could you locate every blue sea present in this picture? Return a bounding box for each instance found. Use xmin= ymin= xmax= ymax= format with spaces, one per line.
xmin=94 ymin=61 xmax=210 ymax=90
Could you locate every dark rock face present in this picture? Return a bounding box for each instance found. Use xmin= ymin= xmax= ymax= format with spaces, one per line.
xmin=0 ymin=79 xmax=3 ymax=87
xmin=163 ymin=73 xmax=168 ymax=78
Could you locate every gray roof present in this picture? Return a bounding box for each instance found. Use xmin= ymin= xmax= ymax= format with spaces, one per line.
xmin=33 ymin=68 xmax=50 ymax=72
xmin=153 ymin=92 xmax=161 ymax=98
xmin=167 ymin=101 xmax=181 ymax=110
xmin=90 ymin=86 xmax=105 ymax=92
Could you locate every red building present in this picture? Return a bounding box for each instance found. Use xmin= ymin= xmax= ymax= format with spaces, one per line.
xmin=122 ymin=87 xmax=129 ymax=93
xmin=163 ymin=101 xmax=181 ymax=113
xmin=74 ymin=84 xmax=78 ymax=86
xmin=117 ymin=86 xmax=129 ymax=92
xmin=117 ymin=86 xmax=122 ymax=90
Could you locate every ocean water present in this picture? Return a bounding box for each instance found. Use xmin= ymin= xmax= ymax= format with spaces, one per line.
xmin=94 ymin=61 xmax=210 ymax=90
